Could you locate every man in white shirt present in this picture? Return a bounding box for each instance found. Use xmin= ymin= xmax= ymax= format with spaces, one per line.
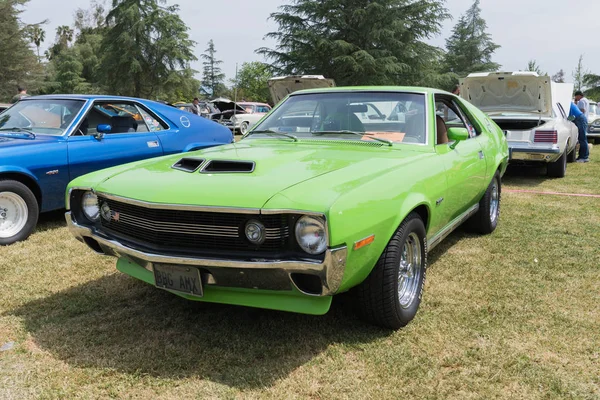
xmin=575 ymin=90 xmax=589 ymax=119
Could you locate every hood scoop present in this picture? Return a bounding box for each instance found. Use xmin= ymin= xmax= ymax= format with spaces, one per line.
xmin=172 ymin=157 xmax=205 ymax=172
xmin=201 ymin=159 xmax=255 ymax=173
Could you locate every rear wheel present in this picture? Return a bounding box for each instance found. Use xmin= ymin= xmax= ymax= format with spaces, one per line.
xmin=355 ymin=212 xmax=427 ymax=329
xmin=547 ymin=150 xmax=567 ymax=178
xmin=467 ymin=171 xmax=501 ymax=234
xmin=0 ymin=180 xmax=39 ymax=245
xmin=567 ymin=142 xmax=578 ymax=163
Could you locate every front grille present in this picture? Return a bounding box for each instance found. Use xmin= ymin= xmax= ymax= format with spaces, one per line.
xmin=98 ymin=196 xmax=294 ymax=258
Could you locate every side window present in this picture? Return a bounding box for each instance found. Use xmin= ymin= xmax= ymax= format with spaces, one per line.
xmin=136 ymin=106 xmax=167 ymax=132
xmin=451 ymin=100 xmax=479 ymax=138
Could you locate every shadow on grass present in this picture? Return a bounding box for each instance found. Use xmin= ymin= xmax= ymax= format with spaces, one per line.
xmin=501 ymin=164 xmax=551 ymax=188
xmin=35 ymin=209 xmax=68 ymax=233
xmin=8 ymin=272 xmax=389 ymax=389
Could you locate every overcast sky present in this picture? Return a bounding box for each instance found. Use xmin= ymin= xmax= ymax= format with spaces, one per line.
xmin=22 ymin=0 xmax=600 ymax=86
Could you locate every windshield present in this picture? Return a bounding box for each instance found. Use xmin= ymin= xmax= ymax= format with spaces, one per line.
xmin=0 ymin=99 xmax=85 ymax=136
xmin=248 ymin=92 xmax=427 ymax=144
xmin=589 ymin=103 xmax=598 ymax=115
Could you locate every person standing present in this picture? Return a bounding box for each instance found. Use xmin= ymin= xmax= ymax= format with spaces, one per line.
xmin=189 ymin=98 xmax=202 ymax=115
xmin=452 ymin=84 xmax=460 ymax=95
xmin=569 ymin=101 xmax=589 ymax=162
xmin=10 ymin=86 xmax=28 ymax=103
xmin=574 ymin=90 xmax=589 ymax=119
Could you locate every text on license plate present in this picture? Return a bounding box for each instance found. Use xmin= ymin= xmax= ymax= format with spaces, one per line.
xmin=153 ymin=264 xmax=203 ymax=296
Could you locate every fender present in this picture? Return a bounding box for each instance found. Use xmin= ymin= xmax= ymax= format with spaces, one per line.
xmin=0 ymin=165 xmax=40 ymax=184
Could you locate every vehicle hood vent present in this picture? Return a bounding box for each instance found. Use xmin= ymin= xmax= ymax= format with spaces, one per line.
xmin=201 ymin=159 xmax=255 ymax=173
xmin=172 ymin=157 xmax=205 ymax=172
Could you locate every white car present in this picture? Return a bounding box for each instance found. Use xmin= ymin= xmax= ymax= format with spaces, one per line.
xmin=587 ymin=101 xmax=600 ymax=143
xmin=229 ymin=102 xmax=272 ymax=134
xmin=460 ymin=71 xmax=578 ymax=177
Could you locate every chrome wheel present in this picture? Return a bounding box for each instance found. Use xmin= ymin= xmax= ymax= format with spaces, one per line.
xmin=490 ymin=177 xmax=499 ymax=224
xmin=240 ymin=122 xmax=250 ymax=135
xmin=0 ymin=191 xmax=29 ymax=239
xmin=398 ymin=232 xmax=423 ymax=308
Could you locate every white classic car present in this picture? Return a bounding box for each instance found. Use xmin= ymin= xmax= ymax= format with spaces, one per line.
xmin=229 ymin=102 xmax=272 ymax=134
xmin=460 ymin=71 xmax=578 ymax=178
xmin=587 ymin=101 xmax=600 ymax=143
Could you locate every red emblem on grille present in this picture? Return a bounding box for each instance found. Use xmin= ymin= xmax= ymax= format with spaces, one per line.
xmin=112 ymin=211 xmax=120 ymax=222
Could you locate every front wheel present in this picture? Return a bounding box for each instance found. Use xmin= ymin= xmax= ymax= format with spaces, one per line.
xmin=0 ymin=180 xmax=39 ymax=245
xmin=240 ymin=121 xmax=250 ymax=135
xmin=355 ymin=212 xmax=427 ymax=329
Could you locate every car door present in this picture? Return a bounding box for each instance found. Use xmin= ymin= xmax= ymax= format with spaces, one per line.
xmin=435 ymin=96 xmax=487 ymax=221
xmin=67 ymin=101 xmax=164 ymax=181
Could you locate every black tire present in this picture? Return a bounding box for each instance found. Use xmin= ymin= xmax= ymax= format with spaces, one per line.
xmin=355 ymin=212 xmax=427 ymax=329
xmin=547 ymin=150 xmax=567 ymax=178
xmin=567 ymin=143 xmax=578 ymax=163
xmin=467 ymin=171 xmax=501 ymax=234
xmin=0 ymin=180 xmax=39 ymax=245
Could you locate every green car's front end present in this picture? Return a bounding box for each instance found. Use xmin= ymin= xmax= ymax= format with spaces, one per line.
xmin=66 ymin=87 xmax=508 ymax=328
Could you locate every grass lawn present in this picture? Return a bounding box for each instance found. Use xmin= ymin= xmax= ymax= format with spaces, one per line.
xmin=1 ymin=151 xmax=599 ymax=399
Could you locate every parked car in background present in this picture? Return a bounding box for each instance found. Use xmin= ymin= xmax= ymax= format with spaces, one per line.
xmin=460 ymin=71 xmax=578 ymax=178
xmin=268 ymin=75 xmax=336 ymax=104
xmin=230 ymin=102 xmax=272 ymax=134
xmin=0 ymin=103 xmax=10 ymax=113
xmin=587 ymin=101 xmax=600 ymax=143
xmin=0 ymin=95 xmax=233 ymax=245
xmin=66 ymin=86 xmax=508 ymax=329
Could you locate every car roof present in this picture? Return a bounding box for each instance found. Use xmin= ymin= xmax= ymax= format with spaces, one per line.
xmin=289 ymin=86 xmax=450 ymax=96
xmin=22 ymin=94 xmax=163 ymax=103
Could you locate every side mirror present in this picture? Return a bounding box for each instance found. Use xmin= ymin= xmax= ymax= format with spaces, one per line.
xmin=447 ymin=127 xmax=469 ymax=149
xmin=95 ymin=124 xmax=111 ymax=140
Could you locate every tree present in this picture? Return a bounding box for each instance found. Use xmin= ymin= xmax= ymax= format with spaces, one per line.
xmin=526 ymin=60 xmax=545 ymax=76
xmin=201 ymin=39 xmax=225 ymax=98
xmin=583 ymin=73 xmax=600 ymax=100
xmin=26 ymin=25 xmax=45 ymax=61
xmin=100 ymin=0 xmax=197 ymax=99
xmin=257 ymin=0 xmax=450 ymax=87
xmin=552 ymin=69 xmax=565 ymax=83
xmin=443 ymin=0 xmax=500 ymax=77
xmin=572 ymin=55 xmax=589 ymax=92
xmin=230 ymin=62 xmax=272 ymax=103
xmin=0 ymin=0 xmax=43 ymax=101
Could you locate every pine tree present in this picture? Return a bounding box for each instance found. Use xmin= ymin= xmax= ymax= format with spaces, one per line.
xmin=201 ymin=40 xmax=225 ymax=98
xmin=572 ymin=55 xmax=589 ymax=92
xmin=526 ymin=60 xmax=544 ymax=76
xmin=100 ymin=0 xmax=197 ymax=99
xmin=443 ymin=0 xmax=500 ymax=77
xmin=257 ymin=0 xmax=450 ymax=86
xmin=551 ymin=69 xmax=565 ymax=83
xmin=0 ymin=0 xmax=42 ymax=101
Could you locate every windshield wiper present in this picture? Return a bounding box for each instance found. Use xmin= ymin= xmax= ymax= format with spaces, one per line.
xmin=0 ymin=127 xmax=36 ymax=139
xmin=312 ymin=130 xmax=393 ymax=146
xmin=247 ymin=130 xmax=298 ymax=142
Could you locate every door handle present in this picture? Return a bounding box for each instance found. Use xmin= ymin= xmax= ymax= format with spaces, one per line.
xmin=478 ymin=151 xmax=484 ymax=159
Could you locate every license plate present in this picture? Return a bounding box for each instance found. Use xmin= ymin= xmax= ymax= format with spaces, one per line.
xmin=153 ymin=264 xmax=203 ymax=296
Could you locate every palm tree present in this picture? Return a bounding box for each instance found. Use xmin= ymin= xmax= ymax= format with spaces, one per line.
xmin=56 ymin=25 xmax=74 ymax=47
xmin=26 ymin=26 xmax=46 ymax=62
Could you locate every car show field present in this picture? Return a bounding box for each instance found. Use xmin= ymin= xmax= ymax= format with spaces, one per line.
xmin=1 ymin=153 xmax=598 ymax=399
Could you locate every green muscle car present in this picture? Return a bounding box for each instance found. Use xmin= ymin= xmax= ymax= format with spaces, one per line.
xmin=66 ymin=87 xmax=509 ymax=329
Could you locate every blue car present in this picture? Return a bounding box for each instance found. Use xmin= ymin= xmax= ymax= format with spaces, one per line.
xmin=0 ymin=95 xmax=234 ymax=245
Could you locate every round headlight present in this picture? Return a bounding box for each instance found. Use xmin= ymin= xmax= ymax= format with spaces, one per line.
xmin=100 ymin=202 xmax=112 ymax=221
xmin=245 ymin=219 xmax=266 ymax=245
xmin=81 ymin=191 xmax=99 ymax=222
xmin=295 ymin=215 xmax=327 ymax=255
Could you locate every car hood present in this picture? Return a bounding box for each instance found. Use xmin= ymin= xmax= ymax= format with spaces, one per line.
xmin=0 ymin=133 xmax=61 ymax=148
xmin=209 ymin=98 xmax=246 ymax=113
xmin=90 ymin=140 xmax=419 ymax=211
xmin=268 ymin=75 xmax=336 ymax=104
xmin=460 ymin=72 xmax=554 ymax=116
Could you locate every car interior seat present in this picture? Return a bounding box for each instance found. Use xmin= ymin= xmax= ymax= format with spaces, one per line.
xmin=322 ymin=104 xmax=365 ymax=133
xmin=436 ymin=115 xmax=449 ymax=145
xmin=111 ymin=116 xmax=138 ymax=133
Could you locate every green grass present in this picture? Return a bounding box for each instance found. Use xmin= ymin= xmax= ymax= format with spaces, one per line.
xmin=1 ymin=151 xmax=599 ymax=399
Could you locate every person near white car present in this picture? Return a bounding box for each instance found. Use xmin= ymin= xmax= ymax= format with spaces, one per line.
xmin=569 ymin=101 xmax=589 ymax=162
xmin=574 ymin=90 xmax=589 ymax=118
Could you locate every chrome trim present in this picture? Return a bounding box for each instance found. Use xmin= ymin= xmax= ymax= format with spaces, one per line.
xmin=66 ymin=213 xmax=347 ymax=296
xmin=428 ymin=204 xmax=479 ymax=250
xmin=66 ymin=186 xmax=95 ymax=210
xmin=199 ymin=159 xmax=256 ymax=174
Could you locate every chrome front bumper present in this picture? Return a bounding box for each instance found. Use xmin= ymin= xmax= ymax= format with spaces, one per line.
xmin=66 ymin=212 xmax=347 ymax=296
